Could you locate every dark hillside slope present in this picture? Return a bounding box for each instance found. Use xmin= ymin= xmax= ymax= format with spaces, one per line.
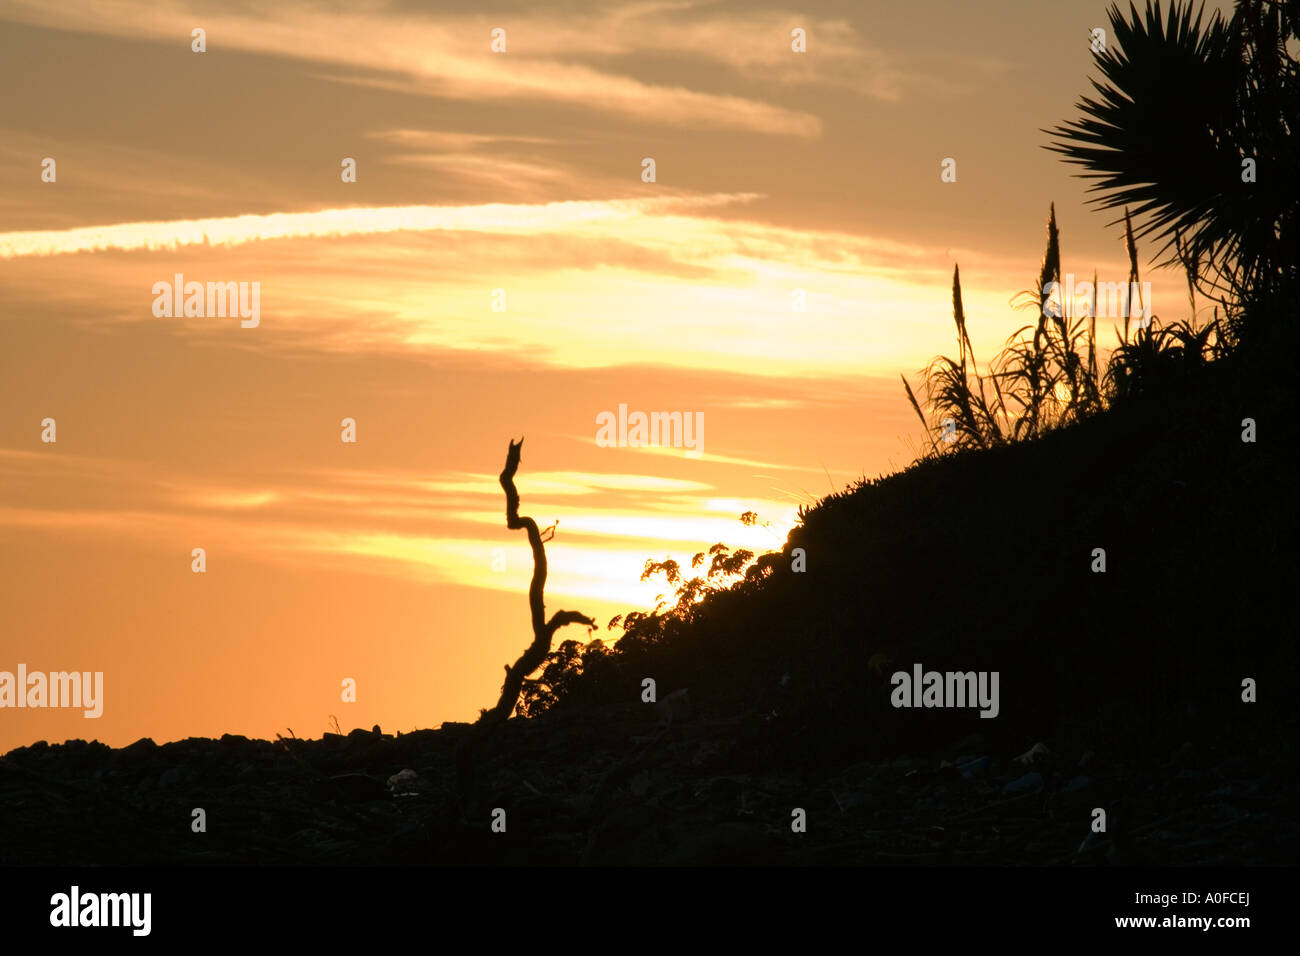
xmin=591 ymin=350 xmax=1296 ymax=770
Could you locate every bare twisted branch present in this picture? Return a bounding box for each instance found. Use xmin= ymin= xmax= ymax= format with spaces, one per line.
xmin=479 ymin=438 xmax=594 ymax=730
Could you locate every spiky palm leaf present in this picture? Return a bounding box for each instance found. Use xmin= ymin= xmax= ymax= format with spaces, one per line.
xmin=1045 ymin=1 xmax=1299 ymax=312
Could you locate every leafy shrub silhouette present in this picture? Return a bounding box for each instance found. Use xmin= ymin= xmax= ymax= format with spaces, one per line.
xmin=518 ymin=531 xmax=769 ymax=718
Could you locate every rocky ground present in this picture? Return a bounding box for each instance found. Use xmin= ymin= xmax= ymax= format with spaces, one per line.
xmin=3 ymin=701 xmax=1294 ymax=866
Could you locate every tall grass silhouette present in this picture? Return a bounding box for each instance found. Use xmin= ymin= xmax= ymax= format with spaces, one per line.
xmin=901 ymin=204 xmax=1217 ymax=456
xmin=903 ymin=0 xmax=1297 ymax=457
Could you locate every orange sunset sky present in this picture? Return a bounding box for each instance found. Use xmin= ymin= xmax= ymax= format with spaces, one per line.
xmin=0 ymin=0 xmax=1231 ymax=751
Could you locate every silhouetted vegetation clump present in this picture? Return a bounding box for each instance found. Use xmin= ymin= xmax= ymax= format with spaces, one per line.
xmin=1047 ymin=0 xmax=1300 ymax=351
xmin=509 ymin=2 xmax=1297 ymax=772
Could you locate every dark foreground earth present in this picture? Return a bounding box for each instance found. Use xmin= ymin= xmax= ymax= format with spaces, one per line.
xmin=2 ymin=700 xmax=1295 ymax=866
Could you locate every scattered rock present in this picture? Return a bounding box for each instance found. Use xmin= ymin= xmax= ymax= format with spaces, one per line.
xmin=1 ymin=700 xmax=1291 ymax=866
xmin=1076 ymin=831 xmax=1107 ymax=856
xmin=654 ymin=688 xmax=691 ymax=728
xmin=386 ymin=769 xmax=426 ymax=794
xmin=830 ymin=789 xmax=870 ymax=813
xmin=1014 ymin=743 xmax=1050 ymax=766
xmin=1004 ymin=772 xmax=1044 ymax=794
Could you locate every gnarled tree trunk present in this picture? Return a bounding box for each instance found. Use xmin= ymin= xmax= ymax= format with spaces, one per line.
xmin=477 ymin=438 xmax=595 ymax=731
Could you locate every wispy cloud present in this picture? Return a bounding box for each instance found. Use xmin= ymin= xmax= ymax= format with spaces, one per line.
xmin=0 ymin=189 xmax=1036 ymax=378
xmin=0 ymin=0 xmax=828 ymax=136
xmin=0 ymin=449 xmax=794 ymax=608
xmin=365 ymin=129 xmax=577 ymax=196
xmin=0 ymin=193 xmax=760 ymax=259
